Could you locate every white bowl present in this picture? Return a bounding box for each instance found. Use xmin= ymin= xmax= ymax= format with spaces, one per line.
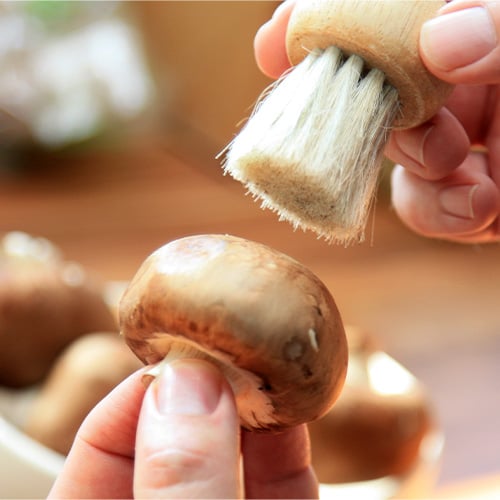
xmin=0 ymin=386 xmax=64 ymax=498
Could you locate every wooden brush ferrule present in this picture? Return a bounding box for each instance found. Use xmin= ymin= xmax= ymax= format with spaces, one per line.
xmin=286 ymin=0 xmax=453 ymax=128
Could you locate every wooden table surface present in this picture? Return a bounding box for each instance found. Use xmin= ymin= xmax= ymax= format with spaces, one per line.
xmin=1 ymin=130 xmax=499 ymax=495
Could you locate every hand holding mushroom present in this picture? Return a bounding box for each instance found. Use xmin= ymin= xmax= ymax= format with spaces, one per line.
xmin=48 ymin=359 xmax=319 ymax=499
xmin=49 ymin=234 xmax=348 ymax=499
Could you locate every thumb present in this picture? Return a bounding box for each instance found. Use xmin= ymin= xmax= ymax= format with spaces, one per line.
xmin=420 ymin=0 xmax=500 ymax=84
xmin=134 ymin=359 xmax=242 ymax=499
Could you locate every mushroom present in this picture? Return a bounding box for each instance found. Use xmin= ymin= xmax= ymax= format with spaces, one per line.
xmin=23 ymin=332 xmax=142 ymax=456
xmin=119 ymin=234 xmax=348 ymax=430
xmin=0 ymin=231 xmax=117 ymax=388
xmin=308 ymin=326 xmax=435 ymax=483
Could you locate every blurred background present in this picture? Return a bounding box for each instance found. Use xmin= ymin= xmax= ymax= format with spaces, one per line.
xmin=0 ymin=1 xmax=499 ymax=495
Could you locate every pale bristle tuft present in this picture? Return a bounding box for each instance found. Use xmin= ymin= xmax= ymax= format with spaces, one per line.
xmin=221 ymin=46 xmax=399 ymax=245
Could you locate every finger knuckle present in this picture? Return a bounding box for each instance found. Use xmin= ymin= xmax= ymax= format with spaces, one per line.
xmin=142 ymin=447 xmax=210 ymax=490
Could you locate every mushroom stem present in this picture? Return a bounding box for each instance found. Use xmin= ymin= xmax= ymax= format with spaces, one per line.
xmin=142 ymin=335 xmax=276 ymax=430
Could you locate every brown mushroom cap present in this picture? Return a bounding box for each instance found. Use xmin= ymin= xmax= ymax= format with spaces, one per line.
xmin=23 ymin=332 xmax=142 ymax=456
xmin=119 ymin=234 xmax=348 ymax=430
xmin=0 ymin=232 xmax=118 ymax=387
xmin=309 ymin=327 xmax=435 ymax=483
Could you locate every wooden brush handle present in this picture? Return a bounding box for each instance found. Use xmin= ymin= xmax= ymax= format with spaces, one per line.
xmin=286 ymin=0 xmax=452 ymax=128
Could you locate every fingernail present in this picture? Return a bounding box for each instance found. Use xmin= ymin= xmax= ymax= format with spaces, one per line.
xmin=439 ymin=184 xmax=479 ymax=219
xmin=154 ymin=359 xmax=222 ymax=416
xmin=421 ymin=7 xmax=497 ymax=70
xmin=394 ymin=125 xmax=434 ymax=169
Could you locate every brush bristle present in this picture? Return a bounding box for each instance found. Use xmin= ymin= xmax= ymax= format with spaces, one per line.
xmin=222 ymin=46 xmax=399 ymax=245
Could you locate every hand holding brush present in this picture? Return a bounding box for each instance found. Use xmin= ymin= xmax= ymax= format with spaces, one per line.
xmin=225 ymin=0 xmax=500 ymax=244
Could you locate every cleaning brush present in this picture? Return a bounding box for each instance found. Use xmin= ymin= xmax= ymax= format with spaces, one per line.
xmin=221 ymin=0 xmax=453 ymax=245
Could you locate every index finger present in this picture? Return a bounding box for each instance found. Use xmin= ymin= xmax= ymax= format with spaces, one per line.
xmin=48 ymin=369 xmax=147 ymax=499
xmin=254 ymin=0 xmax=295 ymax=78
